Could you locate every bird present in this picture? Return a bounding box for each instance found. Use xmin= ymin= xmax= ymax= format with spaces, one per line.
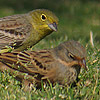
xmin=0 ymin=9 xmax=58 ymax=52
xmin=0 ymin=40 xmax=87 ymax=91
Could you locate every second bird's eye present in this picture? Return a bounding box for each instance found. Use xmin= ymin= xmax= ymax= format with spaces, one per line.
xmin=41 ymin=14 xmax=47 ymax=21
xmin=68 ymin=53 xmax=75 ymax=60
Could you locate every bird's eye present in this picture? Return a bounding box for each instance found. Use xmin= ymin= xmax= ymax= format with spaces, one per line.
xmin=68 ymin=53 xmax=75 ymax=60
xmin=41 ymin=14 xmax=47 ymax=21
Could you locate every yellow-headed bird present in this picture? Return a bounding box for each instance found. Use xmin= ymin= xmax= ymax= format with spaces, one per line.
xmin=0 ymin=9 xmax=58 ymax=52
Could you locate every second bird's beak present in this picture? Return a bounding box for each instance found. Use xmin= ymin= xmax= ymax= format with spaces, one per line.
xmin=48 ymin=22 xmax=57 ymax=31
xmin=79 ymin=59 xmax=88 ymax=70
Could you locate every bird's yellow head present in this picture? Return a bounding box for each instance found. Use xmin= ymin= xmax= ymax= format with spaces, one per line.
xmin=29 ymin=9 xmax=58 ymax=34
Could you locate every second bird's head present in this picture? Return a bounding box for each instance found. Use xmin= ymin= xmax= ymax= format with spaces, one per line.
xmin=29 ymin=9 xmax=58 ymax=34
xmin=53 ymin=40 xmax=87 ymax=70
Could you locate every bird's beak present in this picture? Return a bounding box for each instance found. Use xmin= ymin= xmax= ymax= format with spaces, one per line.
xmin=79 ymin=59 xmax=88 ymax=70
xmin=48 ymin=22 xmax=57 ymax=31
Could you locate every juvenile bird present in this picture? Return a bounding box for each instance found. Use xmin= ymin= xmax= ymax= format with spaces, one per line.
xmin=0 ymin=40 xmax=87 ymax=91
xmin=0 ymin=9 xmax=58 ymax=52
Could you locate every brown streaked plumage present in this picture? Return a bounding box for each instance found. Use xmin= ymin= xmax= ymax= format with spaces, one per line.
xmin=0 ymin=40 xmax=87 ymax=91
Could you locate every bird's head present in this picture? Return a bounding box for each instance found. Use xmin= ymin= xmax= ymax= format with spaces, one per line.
xmin=54 ymin=40 xmax=87 ymax=70
xmin=29 ymin=9 xmax=58 ymax=33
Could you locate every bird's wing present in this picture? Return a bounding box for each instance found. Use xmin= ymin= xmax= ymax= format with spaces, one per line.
xmin=17 ymin=50 xmax=56 ymax=75
xmin=0 ymin=50 xmax=57 ymax=81
xmin=0 ymin=15 xmax=32 ymax=49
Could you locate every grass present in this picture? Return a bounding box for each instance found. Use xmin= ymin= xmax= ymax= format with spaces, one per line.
xmin=0 ymin=1 xmax=100 ymax=100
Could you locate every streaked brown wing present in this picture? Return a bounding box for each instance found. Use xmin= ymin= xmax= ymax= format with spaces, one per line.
xmin=0 ymin=50 xmax=50 ymax=73
xmin=0 ymin=14 xmax=32 ymax=49
xmin=17 ymin=50 xmax=57 ymax=81
xmin=17 ymin=50 xmax=55 ymax=73
xmin=0 ymin=51 xmax=35 ymax=74
xmin=4 ymin=50 xmax=54 ymax=71
xmin=0 ymin=50 xmax=57 ymax=81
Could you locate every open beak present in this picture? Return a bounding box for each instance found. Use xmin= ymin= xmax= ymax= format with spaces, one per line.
xmin=79 ymin=59 xmax=88 ymax=70
xmin=48 ymin=22 xmax=57 ymax=31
